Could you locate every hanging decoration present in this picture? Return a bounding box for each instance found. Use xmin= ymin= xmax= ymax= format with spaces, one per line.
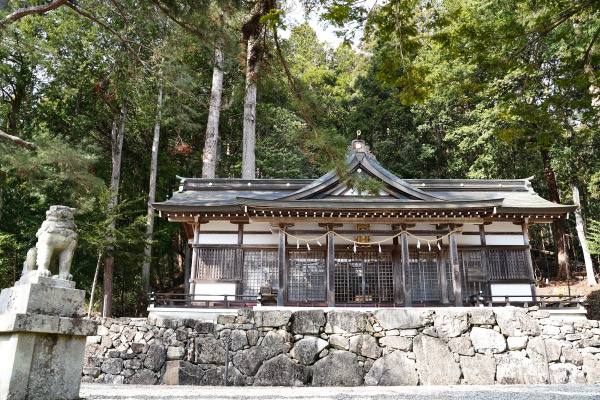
xmin=279 ymin=227 xmax=463 ymax=251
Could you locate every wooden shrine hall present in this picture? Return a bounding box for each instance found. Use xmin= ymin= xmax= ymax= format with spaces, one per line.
xmin=153 ymin=140 xmax=576 ymax=309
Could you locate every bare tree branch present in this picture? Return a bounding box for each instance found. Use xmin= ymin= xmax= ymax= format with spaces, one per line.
xmin=0 ymin=129 xmax=37 ymax=149
xmin=0 ymin=0 xmax=68 ymax=30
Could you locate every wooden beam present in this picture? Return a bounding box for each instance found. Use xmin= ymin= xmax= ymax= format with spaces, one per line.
xmin=249 ymin=217 xmax=485 ymax=224
xmin=235 ymin=223 xmax=244 ymax=296
xmin=327 ymin=232 xmax=335 ymax=307
xmin=449 ymin=231 xmax=463 ymax=306
xmin=437 ymin=236 xmax=449 ymax=304
xmin=278 ymin=226 xmax=287 ymax=306
xmin=401 ymin=226 xmax=412 ymax=307
xmin=287 ymin=229 xmax=451 ymax=236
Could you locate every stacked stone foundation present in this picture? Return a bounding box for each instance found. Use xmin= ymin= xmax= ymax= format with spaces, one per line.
xmin=83 ymin=307 xmax=600 ymax=386
xmin=0 ymin=276 xmax=96 ymax=399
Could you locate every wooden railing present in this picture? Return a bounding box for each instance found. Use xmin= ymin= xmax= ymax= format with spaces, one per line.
xmin=148 ymin=292 xmax=259 ymax=308
xmin=469 ymin=294 xmax=584 ymax=308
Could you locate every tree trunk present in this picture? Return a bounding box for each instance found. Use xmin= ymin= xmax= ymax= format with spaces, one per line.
xmin=242 ymin=36 xmax=259 ymax=179
xmin=202 ymin=44 xmax=224 ymax=178
xmin=142 ymin=86 xmax=163 ymax=294
xmin=103 ymin=106 xmax=127 ymax=318
xmin=572 ymin=183 xmax=597 ymax=286
xmin=540 ymin=148 xmax=568 ymax=279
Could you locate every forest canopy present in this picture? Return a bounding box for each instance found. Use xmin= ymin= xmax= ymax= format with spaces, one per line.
xmin=1 ymin=0 xmax=599 ymax=316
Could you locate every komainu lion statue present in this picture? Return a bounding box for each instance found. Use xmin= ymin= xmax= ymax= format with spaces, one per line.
xmin=22 ymin=205 xmax=78 ymax=281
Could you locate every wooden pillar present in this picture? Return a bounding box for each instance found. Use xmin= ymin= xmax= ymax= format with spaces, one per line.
xmin=449 ymin=230 xmax=463 ymax=307
xmin=401 ymin=225 xmax=412 ymax=307
xmin=522 ymin=219 xmax=537 ymax=297
xmin=278 ymin=225 xmax=287 ymax=306
xmin=479 ymin=225 xmax=491 ymax=299
xmin=235 ymin=223 xmax=244 ymax=297
xmin=327 ymin=231 xmax=335 ymax=307
xmin=392 ymin=226 xmax=403 ymax=304
xmin=437 ymin=236 xmax=449 ymax=304
xmin=189 ymin=223 xmax=200 ymax=299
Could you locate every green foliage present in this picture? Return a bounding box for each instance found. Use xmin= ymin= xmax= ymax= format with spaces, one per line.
xmin=586 ymin=289 xmax=600 ymax=321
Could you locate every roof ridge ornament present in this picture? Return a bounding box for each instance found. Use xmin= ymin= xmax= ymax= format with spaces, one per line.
xmin=349 ymin=139 xmax=376 ymax=159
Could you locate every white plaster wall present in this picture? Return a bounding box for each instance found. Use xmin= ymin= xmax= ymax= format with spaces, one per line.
xmin=193 ymin=282 xmax=236 ymax=301
xmin=485 ymin=235 xmax=525 ymax=246
xmin=455 ymin=234 xmax=482 ymax=246
xmin=485 ymin=222 xmax=521 ymax=232
xmin=202 ymin=220 xmax=239 ymax=231
xmin=490 ymin=283 xmax=532 ymax=302
xmin=243 ymin=222 xmax=278 ymax=245
xmin=198 ymin=233 xmax=238 ymax=245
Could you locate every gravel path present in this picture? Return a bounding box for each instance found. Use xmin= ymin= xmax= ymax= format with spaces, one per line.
xmin=80 ymin=383 xmax=600 ymax=400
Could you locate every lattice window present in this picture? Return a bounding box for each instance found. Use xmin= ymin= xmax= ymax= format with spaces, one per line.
xmin=409 ymin=251 xmax=440 ymax=302
xmin=334 ymin=251 xmax=393 ymax=303
xmin=488 ymin=249 xmax=529 ymax=280
xmin=196 ymin=248 xmax=237 ymax=280
xmin=288 ymin=251 xmax=326 ymax=302
xmin=242 ymin=250 xmax=278 ymax=296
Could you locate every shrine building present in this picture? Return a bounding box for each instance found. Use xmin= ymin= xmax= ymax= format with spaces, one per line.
xmin=152 ymin=140 xmax=576 ymax=311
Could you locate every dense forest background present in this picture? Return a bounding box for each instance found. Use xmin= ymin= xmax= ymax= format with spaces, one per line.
xmin=1 ymin=0 xmax=599 ymax=316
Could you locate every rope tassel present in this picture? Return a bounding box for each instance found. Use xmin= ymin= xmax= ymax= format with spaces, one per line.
xmin=307 ymin=242 xmax=311 ymax=251
xmin=317 ymin=240 xmax=322 ymax=246
xmin=428 ymin=241 xmax=431 ymax=251
xmin=437 ymin=242 xmax=442 ymax=250
xmin=378 ymin=242 xmax=382 ymax=253
xmin=353 ymin=242 xmax=357 ymax=253
xmin=417 ymin=239 xmax=420 ymax=249
xmin=297 ymin=240 xmax=299 ymax=249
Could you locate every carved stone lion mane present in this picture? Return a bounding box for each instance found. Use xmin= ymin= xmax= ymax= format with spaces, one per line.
xmin=22 ymin=205 xmax=78 ymax=281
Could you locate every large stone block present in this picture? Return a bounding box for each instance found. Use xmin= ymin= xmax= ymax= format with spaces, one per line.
xmin=583 ymin=355 xmax=600 ymax=383
xmin=470 ymin=327 xmax=506 ymax=354
xmin=378 ymin=336 xmax=412 ymax=352
xmin=254 ymin=310 xmax=292 ymax=328
xmin=0 ymin=276 xmax=96 ymax=400
xmin=325 ymin=311 xmax=371 ymax=334
xmin=364 ymin=351 xmax=418 ymax=386
xmin=0 ymin=281 xmax=84 ymax=318
xmin=549 ymin=363 xmax=586 ymax=384
xmin=526 ymin=337 xmax=561 ymax=363
xmin=195 ymin=337 xmax=225 ymax=365
xmin=233 ymin=346 xmax=272 ymax=376
xmin=349 ymin=334 xmax=381 ymax=359
xmin=433 ymin=310 xmax=468 ymax=338
xmin=447 ymin=337 xmax=474 ymax=356
xmin=413 ymin=334 xmax=460 ymax=385
xmin=291 ymin=310 xmax=325 ymax=335
xmin=313 ymin=351 xmax=364 ymax=386
xmin=460 ymin=354 xmax=495 ymax=385
xmin=144 ymin=344 xmax=167 ymax=371
xmin=468 ymin=308 xmax=496 ymax=325
xmin=254 ymin=354 xmax=311 ymax=386
xmin=163 ymin=360 xmax=203 ymax=385
xmin=290 ymin=337 xmax=328 ymax=365
xmin=495 ymin=351 xmax=547 ymax=385
xmin=373 ymin=309 xmax=432 ymax=330
xmin=494 ymin=307 xmax=540 ymax=337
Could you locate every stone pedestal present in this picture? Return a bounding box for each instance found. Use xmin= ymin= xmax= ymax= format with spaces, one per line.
xmin=0 ymin=275 xmax=97 ymax=400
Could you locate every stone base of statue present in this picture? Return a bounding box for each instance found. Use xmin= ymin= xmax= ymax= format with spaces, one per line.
xmin=0 ymin=274 xmax=97 ymax=400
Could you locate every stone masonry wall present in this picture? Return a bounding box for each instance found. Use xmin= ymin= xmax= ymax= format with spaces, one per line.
xmin=82 ymin=307 xmax=600 ymax=386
